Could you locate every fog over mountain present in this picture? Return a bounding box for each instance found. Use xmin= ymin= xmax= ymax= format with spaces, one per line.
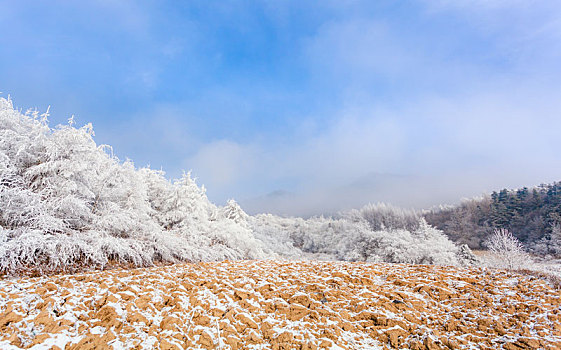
xmin=2 ymin=1 xmax=561 ymax=216
xmin=241 ymin=172 xmax=558 ymax=217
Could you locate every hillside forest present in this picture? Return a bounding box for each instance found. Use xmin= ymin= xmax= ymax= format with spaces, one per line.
xmin=425 ymin=183 xmax=561 ymax=257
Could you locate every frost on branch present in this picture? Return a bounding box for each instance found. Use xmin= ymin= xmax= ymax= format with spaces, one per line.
xmin=344 ymin=202 xmax=421 ymax=231
xmin=485 ymin=228 xmax=533 ymax=270
xmin=0 ymin=97 xmax=475 ymax=275
xmin=252 ymin=211 xmax=476 ymax=266
xmin=0 ymin=98 xmax=264 ymax=275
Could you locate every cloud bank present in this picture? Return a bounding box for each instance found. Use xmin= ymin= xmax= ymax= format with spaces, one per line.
xmin=2 ymin=1 xmax=560 ymax=216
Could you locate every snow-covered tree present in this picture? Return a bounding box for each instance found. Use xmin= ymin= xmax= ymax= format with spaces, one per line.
xmin=223 ymin=199 xmax=250 ymax=227
xmin=345 ymin=202 xmax=420 ymax=231
xmin=1 ymin=96 xmax=476 ymax=275
xmin=252 ymin=210 xmax=474 ymax=266
xmin=0 ymin=98 xmax=264 ymax=274
xmin=485 ymin=228 xmax=532 ymax=270
xmin=548 ymin=224 xmax=561 ymax=257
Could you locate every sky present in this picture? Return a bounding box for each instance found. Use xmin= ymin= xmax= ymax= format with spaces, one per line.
xmin=1 ymin=0 xmax=561 ymax=216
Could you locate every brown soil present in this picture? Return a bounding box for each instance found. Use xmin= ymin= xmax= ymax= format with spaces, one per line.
xmin=0 ymin=260 xmax=560 ymax=349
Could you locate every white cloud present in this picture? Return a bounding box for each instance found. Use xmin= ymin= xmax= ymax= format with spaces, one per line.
xmin=174 ymin=1 xmax=561 ymax=215
xmin=10 ymin=0 xmax=560 ymax=216
xmin=185 ymin=79 xmax=561 ymax=214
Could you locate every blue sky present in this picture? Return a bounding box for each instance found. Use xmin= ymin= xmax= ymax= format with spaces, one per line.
xmin=2 ymin=1 xmax=561 ymax=215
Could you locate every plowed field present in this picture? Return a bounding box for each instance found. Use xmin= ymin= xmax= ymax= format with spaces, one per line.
xmin=1 ymin=260 xmax=560 ymax=349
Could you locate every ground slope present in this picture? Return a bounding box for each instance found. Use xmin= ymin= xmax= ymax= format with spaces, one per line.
xmin=0 ymin=260 xmax=560 ymax=349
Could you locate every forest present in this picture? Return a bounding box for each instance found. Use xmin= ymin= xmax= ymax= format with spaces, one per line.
xmin=425 ymin=183 xmax=561 ymax=257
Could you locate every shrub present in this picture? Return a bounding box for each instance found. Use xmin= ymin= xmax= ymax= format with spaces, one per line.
xmin=485 ymin=228 xmax=532 ymax=270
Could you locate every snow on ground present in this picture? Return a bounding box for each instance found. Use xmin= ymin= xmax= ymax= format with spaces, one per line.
xmin=0 ymin=260 xmax=560 ymax=349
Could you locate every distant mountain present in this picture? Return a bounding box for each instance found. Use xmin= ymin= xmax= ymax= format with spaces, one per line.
xmin=347 ymin=172 xmax=412 ymax=190
xmin=264 ymin=190 xmax=295 ymax=199
xmin=242 ymin=173 xmax=427 ymax=217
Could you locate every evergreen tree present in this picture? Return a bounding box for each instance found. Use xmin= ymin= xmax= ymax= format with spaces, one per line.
xmin=426 ymin=181 xmax=561 ymax=256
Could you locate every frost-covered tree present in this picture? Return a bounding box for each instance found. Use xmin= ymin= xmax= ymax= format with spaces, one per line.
xmin=533 ymin=223 xmax=561 ymax=258
xmin=0 ymin=98 xmax=264 ymax=275
xmin=1 ymin=96 xmax=476 ymax=275
xmin=547 ymin=224 xmax=561 ymax=257
xmin=223 ymin=199 xmax=250 ymax=227
xmin=252 ymin=209 xmax=475 ymax=266
xmin=344 ymin=202 xmax=420 ymax=231
xmin=485 ymin=228 xmax=532 ymax=270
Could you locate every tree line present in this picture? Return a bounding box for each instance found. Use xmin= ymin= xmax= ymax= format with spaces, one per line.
xmin=1 ymin=97 xmax=475 ymax=275
xmin=425 ymin=182 xmax=561 ymax=257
